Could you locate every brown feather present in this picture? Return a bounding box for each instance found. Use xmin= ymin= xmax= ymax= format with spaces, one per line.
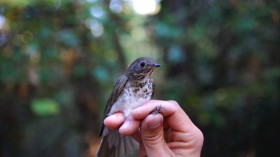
xmin=98 ymin=74 xmax=128 ymax=137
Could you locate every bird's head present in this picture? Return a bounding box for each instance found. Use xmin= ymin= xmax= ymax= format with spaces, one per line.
xmin=126 ymin=57 xmax=160 ymax=81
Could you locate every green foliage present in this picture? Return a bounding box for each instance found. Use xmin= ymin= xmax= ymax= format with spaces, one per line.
xmin=31 ymin=98 xmax=60 ymax=116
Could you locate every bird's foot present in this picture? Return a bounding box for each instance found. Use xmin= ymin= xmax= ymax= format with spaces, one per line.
xmin=151 ymin=105 xmax=165 ymax=115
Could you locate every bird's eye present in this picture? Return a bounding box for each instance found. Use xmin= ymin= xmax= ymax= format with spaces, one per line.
xmin=140 ymin=61 xmax=145 ymax=67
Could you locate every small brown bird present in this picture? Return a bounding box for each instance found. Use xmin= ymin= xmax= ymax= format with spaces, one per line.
xmin=96 ymin=57 xmax=160 ymax=157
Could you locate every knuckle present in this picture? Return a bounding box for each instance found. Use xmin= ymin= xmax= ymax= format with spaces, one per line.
xmin=167 ymin=100 xmax=181 ymax=111
xmin=167 ymin=100 xmax=180 ymax=108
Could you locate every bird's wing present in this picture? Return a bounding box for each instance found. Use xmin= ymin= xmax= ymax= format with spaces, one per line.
xmin=98 ymin=74 xmax=128 ymax=137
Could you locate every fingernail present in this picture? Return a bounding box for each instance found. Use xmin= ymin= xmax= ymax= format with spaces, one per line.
xmin=104 ymin=114 xmax=116 ymax=124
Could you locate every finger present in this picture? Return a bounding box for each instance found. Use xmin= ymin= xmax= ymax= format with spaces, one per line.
xmin=132 ymin=100 xmax=194 ymax=133
xmin=140 ymin=114 xmax=172 ymax=156
xmin=119 ymin=116 xmax=141 ymax=135
xmin=103 ymin=112 xmax=125 ymax=130
xmin=104 ymin=113 xmax=143 ymax=142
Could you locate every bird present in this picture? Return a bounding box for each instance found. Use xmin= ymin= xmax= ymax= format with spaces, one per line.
xmin=96 ymin=57 xmax=160 ymax=157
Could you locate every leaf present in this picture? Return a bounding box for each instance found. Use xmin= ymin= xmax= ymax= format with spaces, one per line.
xmin=31 ymin=98 xmax=60 ymax=116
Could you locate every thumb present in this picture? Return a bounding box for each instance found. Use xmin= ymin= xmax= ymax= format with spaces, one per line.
xmin=140 ymin=114 xmax=170 ymax=157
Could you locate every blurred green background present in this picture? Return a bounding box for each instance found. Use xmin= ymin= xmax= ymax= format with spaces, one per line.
xmin=0 ymin=0 xmax=279 ymax=157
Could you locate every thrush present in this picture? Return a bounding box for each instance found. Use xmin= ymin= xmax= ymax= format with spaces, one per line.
xmin=96 ymin=57 xmax=160 ymax=157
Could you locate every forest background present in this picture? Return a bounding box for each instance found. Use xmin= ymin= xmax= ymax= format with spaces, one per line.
xmin=0 ymin=0 xmax=279 ymax=157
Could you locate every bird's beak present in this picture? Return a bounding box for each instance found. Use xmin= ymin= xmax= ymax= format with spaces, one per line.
xmin=153 ymin=63 xmax=161 ymax=67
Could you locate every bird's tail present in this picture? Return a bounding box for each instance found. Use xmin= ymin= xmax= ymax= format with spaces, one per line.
xmin=96 ymin=130 xmax=139 ymax=157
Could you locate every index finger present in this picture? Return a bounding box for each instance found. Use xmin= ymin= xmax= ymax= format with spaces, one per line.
xmin=131 ymin=100 xmax=195 ymax=133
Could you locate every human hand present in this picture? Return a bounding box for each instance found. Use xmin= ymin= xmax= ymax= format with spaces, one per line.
xmin=104 ymin=100 xmax=204 ymax=157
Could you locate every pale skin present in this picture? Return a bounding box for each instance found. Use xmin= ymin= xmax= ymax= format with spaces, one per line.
xmin=104 ymin=100 xmax=204 ymax=157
